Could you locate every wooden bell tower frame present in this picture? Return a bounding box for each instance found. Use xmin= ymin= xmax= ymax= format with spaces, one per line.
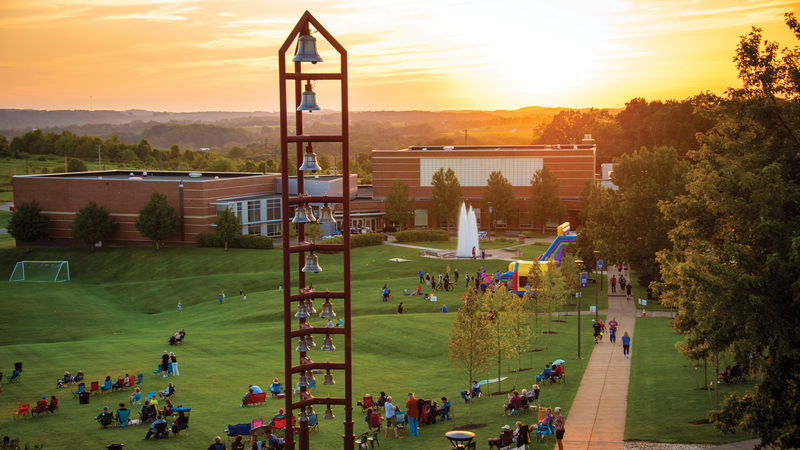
xmin=278 ymin=11 xmax=353 ymax=450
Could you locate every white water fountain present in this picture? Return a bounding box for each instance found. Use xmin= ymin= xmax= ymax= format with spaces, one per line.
xmin=456 ymin=202 xmax=480 ymax=258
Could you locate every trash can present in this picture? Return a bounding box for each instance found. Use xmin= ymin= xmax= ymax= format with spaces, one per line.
xmin=79 ymin=392 xmax=90 ymax=405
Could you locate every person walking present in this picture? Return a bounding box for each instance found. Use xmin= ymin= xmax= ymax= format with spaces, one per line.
xmin=406 ymin=392 xmax=419 ymax=436
xmin=419 ymin=270 xmax=424 ymax=284
xmin=554 ymin=406 xmax=566 ymax=450
xmin=622 ymin=332 xmax=631 ymax=358
xmin=160 ymin=351 xmax=170 ymax=378
xmin=608 ymin=317 xmax=618 ymax=343
xmin=454 ymin=268 xmax=459 ymax=285
xmin=397 ymin=302 xmax=404 ymax=314
xmin=610 ymin=274 xmax=616 ymax=293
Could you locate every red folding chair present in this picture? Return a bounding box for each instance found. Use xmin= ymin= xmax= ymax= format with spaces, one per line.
xmin=90 ymin=381 xmax=100 ymax=395
xmin=13 ymin=403 xmax=30 ymax=420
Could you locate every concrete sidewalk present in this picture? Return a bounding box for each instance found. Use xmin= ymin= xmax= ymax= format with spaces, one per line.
xmin=560 ymin=269 xmax=636 ymax=450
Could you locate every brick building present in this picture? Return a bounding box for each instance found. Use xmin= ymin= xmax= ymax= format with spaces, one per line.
xmin=371 ymin=142 xmax=596 ymax=230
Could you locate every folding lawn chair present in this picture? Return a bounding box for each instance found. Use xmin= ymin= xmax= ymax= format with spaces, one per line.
xmin=135 ymin=373 xmax=144 ymax=385
xmin=13 ymin=403 xmax=30 ymax=420
xmin=72 ymin=382 xmax=86 ymax=398
xmin=90 ymin=381 xmax=100 ymax=395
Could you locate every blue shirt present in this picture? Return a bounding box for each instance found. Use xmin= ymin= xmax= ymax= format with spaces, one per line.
xmin=150 ymin=418 xmax=165 ymax=432
xmin=250 ymin=385 xmax=263 ymax=394
xmin=622 ymin=335 xmax=631 ymax=346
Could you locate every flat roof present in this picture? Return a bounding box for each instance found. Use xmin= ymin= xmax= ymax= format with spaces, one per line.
xmin=373 ymin=144 xmax=596 ymax=153
xmin=14 ymin=170 xmax=276 ymax=182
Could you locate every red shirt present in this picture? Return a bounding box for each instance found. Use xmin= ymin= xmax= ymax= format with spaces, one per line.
xmin=405 ymin=397 xmax=419 ymax=418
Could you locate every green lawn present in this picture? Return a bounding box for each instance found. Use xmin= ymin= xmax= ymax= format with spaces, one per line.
xmin=625 ymin=317 xmax=754 ymax=444
xmin=395 ymin=238 xmax=522 ymax=250
xmin=0 ymin=244 xmax=597 ymax=449
xmin=0 ymin=210 xmax=11 ymax=228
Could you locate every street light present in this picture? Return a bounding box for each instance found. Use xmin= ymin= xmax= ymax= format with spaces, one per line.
xmin=575 ymin=259 xmax=584 ymax=359
xmin=593 ymin=250 xmax=600 ymax=321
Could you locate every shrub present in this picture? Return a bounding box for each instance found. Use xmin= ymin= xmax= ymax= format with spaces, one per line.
xmin=321 ymin=232 xmax=383 ymax=249
xmin=196 ymin=232 xmax=273 ymax=249
xmin=395 ymin=229 xmax=449 ymax=242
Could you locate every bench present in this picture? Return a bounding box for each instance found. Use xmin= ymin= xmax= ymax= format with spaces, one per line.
xmin=244 ymin=392 xmax=267 ymax=406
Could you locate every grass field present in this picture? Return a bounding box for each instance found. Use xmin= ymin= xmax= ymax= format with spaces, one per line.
xmin=625 ymin=317 xmax=754 ymax=444
xmin=396 ymin=238 xmax=527 ymax=251
xmin=0 ymin=244 xmax=598 ymax=449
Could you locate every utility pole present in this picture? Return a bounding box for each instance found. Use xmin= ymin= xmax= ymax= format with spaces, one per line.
xmin=98 ymin=145 xmax=102 ymax=170
xmin=463 ymin=129 xmax=468 ymax=145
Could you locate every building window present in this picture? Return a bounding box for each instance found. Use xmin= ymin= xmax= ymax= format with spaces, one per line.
xmin=266 ymin=198 xmax=280 ymax=221
xmin=248 ymin=201 xmax=261 ymax=223
xmin=420 ymin=157 xmax=543 ymax=187
xmin=248 ymin=223 xmax=262 ymax=235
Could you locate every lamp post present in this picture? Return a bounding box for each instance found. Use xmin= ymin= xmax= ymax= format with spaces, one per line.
xmin=575 ymin=259 xmax=584 ymax=360
xmin=593 ymin=250 xmax=600 ymax=321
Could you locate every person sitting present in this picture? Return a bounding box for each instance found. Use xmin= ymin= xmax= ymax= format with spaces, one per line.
xmin=95 ymin=406 xmax=114 ymax=428
xmin=488 ymin=424 xmax=514 ymax=449
xmin=719 ymin=365 xmax=732 ymax=382
xmin=207 ymin=436 xmax=226 ymax=450
xmin=160 ymin=398 xmax=174 ymax=417
xmin=730 ymin=363 xmax=744 ymax=382
xmin=130 ymin=387 xmax=143 ymax=404
xmin=172 ymin=410 xmax=189 ymax=434
xmin=47 ymin=395 xmax=59 ymax=414
xmin=140 ymin=400 xmax=157 ymax=423
xmin=552 ymin=363 xmax=565 ymax=382
xmin=527 ymin=383 xmax=541 ymax=405
xmin=503 ymin=390 xmax=522 ymax=416
xmin=159 ymin=382 xmax=175 ymax=398
xmin=145 ymin=415 xmax=167 ymax=440
xmin=471 ymin=380 xmax=483 ymax=398
xmin=268 ymin=408 xmax=286 ymax=427
xmin=73 ymin=370 xmax=84 ymax=383
xmin=264 ymin=428 xmax=285 ymax=449
xmin=123 ymin=373 xmax=133 ymax=388
xmin=269 ymin=378 xmax=282 ymax=396
xmin=375 ymin=391 xmax=388 ymax=407
xmin=539 ymin=408 xmax=554 ymax=428
xmin=56 ymin=370 xmax=73 ymax=389
xmin=241 ymin=384 xmax=263 ymax=406
xmin=535 ymin=364 xmax=552 ymax=382
xmin=111 ymin=376 xmax=125 ymax=392
xmin=231 ymin=435 xmax=245 ymax=450
xmin=115 ymin=403 xmax=130 ymax=426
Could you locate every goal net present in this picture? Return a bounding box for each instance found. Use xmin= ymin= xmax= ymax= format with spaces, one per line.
xmin=9 ymin=261 xmax=70 ymax=283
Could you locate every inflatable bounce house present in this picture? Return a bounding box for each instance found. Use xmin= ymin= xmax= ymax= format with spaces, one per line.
xmin=504 ymin=222 xmax=576 ymax=296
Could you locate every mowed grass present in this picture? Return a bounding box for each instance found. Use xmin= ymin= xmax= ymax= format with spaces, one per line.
xmin=396 ymin=238 xmax=524 ymax=251
xmin=625 ymin=317 xmax=754 ymax=444
xmin=0 ymin=244 xmax=597 ymax=449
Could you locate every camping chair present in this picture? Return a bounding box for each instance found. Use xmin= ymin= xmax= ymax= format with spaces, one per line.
xmin=31 ymin=401 xmax=48 ymax=416
xmin=131 ymin=391 xmax=143 ymax=405
xmin=72 ymin=382 xmax=86 ymax=398
xmin=355 ymin=432 xmax=373 ymax=450
xmin=47 ymin=399 xmax=59 ymax=414
xmin=126 ymin=375 xmax=136 ymax=388
xmin=153 ymin=421 xmax=170 ymax=439
xmin=7 ymin=362 xmax=22 ymax=383
xmin=13 ymin=403 xmax=30 ymax=420
xmin=101 ymin=379 xmax=113 ymax=393
xmin=90 ymin=381 xmax=100 ymax=395
xmin=136 ymin=373 xmax=144 ymax=385
xmin=535 ymin=423 xmax=554 ymax=441
xmin=394 ymin=411 xmax=407 ymax=431
xmin=516 ymin=424 xmax=530 ymax=448
xmin=252 ymin=418 xmax=264 ymax=428
xmin=361 ymin=394 xmax=374 ymax=412
xmin=117 ymin=408 xmax=130 ymax=427
xmin=225 ymin=423 xmax=252 ymax=437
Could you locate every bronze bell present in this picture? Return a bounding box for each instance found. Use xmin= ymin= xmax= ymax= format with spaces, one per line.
xmin=294 ymin=300 xmax=309 ymax=318
xmin=324 ymin=403 xmax=335 ymax=419
xmin=292 ymin=204 xmax=316 ymax=224
xmin=304 ymin=333 xmax=316 ymax=349
xmin=320 ymin=334 xmax=335 ymax=351
xmin=323 ymin=368 xmax=335 ymax=385
xmin=319 ymin=298 xmax=336 ymax=318
xmin=297 ymin=82 xmax=321 ymax=112
xmin=293 ymin=32 xmax=323 ymax=64
xmin=306 ymin=298 xmax=317 ymax=315
xmin=299 ymin=143 xmax=322 ymax=172
xmin=317 ymin=203 xmax=336 ymax=226
xmin=296 ymin=337 xmax=310 ymax=353
xmin=302 ymin=252 xmax=322 ymax=273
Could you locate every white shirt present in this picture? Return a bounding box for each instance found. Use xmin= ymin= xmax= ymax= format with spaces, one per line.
xmin=384 ymin=401 xmax=395 ymax=418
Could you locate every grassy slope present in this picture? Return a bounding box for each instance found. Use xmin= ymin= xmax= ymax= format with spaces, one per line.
xmin=625 ymin=317 xmax=754 ymax=443
xmin=0 ymin=245 xmax=597 ymax=449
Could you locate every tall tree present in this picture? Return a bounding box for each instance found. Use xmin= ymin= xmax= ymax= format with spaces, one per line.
xmin=70 ymin=202 xmax=118 ymax=250
xmin=542 ymin=262 xmax=569 ymax=335
xmin=448 ymin=288 xmax=492 ymax=425
xmin=135 ymin=192 xmax=180 ymax=250
xmin=658 ymin=14 xmax=800 ymax=448
xmin=484 ymin=287 xmax=515 ymax=393
xmin=501 ymin=289 xmax=533 ymax=372
xmin=430 ymin=168 xmax=462 ymax=231
xmin=529 ymin=167 xmax=566 ymax=233
xmin=384 ymin=180 xmax=415 ymax=229
xmin=7 ymin=201 xmax=49 ymax=243
xmin=215 ymin=207 xmax=241 ymax=251
xmin=482 ymin=171 xmax=515 ymax=229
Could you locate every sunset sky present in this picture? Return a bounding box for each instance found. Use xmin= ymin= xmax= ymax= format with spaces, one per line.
xmin=0 ymin=0 xmax=797 ymax=112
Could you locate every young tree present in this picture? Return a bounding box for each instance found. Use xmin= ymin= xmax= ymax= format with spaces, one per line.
xmin=658 ymin=14 xmax=800 ymax=448
xmin=384 ymin=180 xmax=415 ymax=229
xmin=525 ymin=263 xmax=546 ymax=341
xmin=70 ymin=202 xmax=117 ymax=250
xmin=430 ymin=168 xmax=462 ymax=231
xmin=215 ymin=207 xmax=241 ymax=251
xmin=483 ymin=287 xmax=515 ymax=394
xmin=7 ymin=201 xmax=49 ymax=243
xmin=482 ymin=171 xmax=515 ymax=229
xmin=501 ymin=289 xmax=533 ymax=372
xmin=541 ymin=263 xmax=568 ymax=335
xmin=305 ymin=223 xmax=323 ymax=243
xmin=448 ymin=288 xmax=492 ymax=424
xmin=529 ymin=167 xmax=566 ymax=232
xmin=135 ymin=191 xmax=180 ymax=250
xmin=67 ymin=158 xmax=88 ymax=172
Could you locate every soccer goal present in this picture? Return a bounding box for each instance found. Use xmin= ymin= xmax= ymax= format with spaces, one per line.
xmin=9 ymin=261 xmax=70 ymax=283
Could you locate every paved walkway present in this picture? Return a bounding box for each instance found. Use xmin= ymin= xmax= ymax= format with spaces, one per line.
xmin=561 ymin=269 xmax=636 ymax=450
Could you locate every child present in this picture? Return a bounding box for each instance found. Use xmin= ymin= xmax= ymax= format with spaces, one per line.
xmin=176 ymin=300 xmax=181 ymax=312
